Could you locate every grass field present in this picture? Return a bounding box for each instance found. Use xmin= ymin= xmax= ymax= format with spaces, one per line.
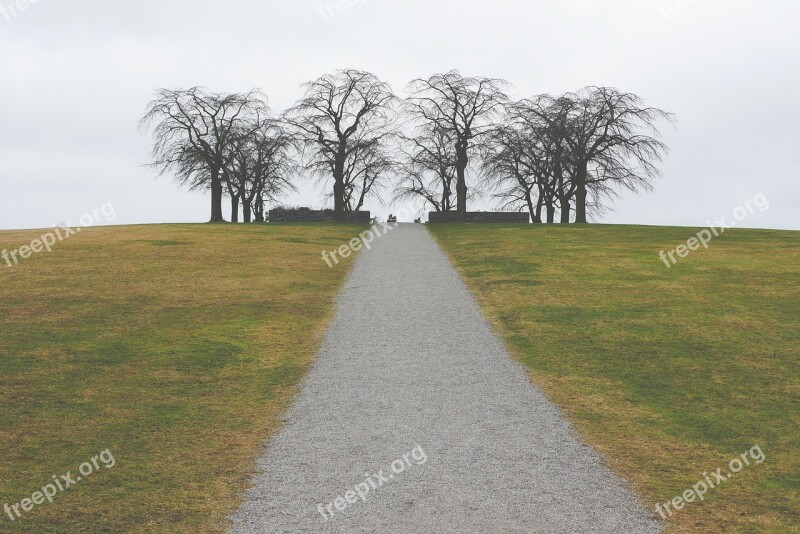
xmin=429 ymin=224 xmax=799 ymax=533
xmin=0 ymin=223 xmax=361 ymax=533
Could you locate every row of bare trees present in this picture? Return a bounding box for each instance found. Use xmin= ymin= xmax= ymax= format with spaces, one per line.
xmin=140 ymin=70 xmax=673 ymax=224
xmin=482 ymin=90 xmax=674 ymax=223
xmin=139 ymin=88 xmax=295 ymax=223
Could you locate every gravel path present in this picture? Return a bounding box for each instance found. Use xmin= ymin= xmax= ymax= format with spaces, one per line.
xmin=229 ymin=224 xmax=661 ymax=533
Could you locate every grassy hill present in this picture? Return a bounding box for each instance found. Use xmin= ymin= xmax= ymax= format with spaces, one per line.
xmin=0 ymin=224 xmax=362 ymax=533
xmin=429 ymin=224 xmax=799 ymax=533
xmin=2 ymin=222 xmax=797 ymax=533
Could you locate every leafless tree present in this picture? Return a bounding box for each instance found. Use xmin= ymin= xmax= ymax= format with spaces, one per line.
xmin=481 ymin=123 xmax=539 ymax=221
xmin=224 ymin=118 xmax=296 ymax=223
xmin=393 ymin=126 xmax=458 ymax=213
xmin=223 ymin=122 xmax=261 ymax=223
xmin=406 ymin=71 xmax=509 ymax=221
xmin=517 ymin=96 xmax=578 ymax=223
xmin=140 ymin=87 xmax=266 ymax=222
xmin=485 ymin=90 xmax=672 ymax=224
xmin=284 ymin=69 xmax=397 ymax=222
xmin=528 ymin=88 xmax=674 ymax=223
xmin=482 ymin=97 xmax=575 ymax=223
xmin=250 ymin=123 xmax=296 ymax=223
xmin=340 ymin=135 xmax=395 ymax=212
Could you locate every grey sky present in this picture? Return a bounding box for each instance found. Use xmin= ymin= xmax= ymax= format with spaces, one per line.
xmin=2 ymin=0 xmax=798 ymax=229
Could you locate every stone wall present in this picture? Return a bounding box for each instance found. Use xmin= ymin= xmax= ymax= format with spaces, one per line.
xmin=427 ymin=212 xmax=530 ymax=224
xmin=269 ymin=208 xmax=371 ymax=224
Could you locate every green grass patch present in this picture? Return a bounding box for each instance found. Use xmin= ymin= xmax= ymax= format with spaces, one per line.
xmin=0 ymin=223 xmax=363 ymax=533
xmin=429 ymin=224 xmax=799 ymax=533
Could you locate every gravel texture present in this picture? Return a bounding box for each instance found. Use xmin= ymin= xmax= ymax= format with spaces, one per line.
xmin=229 ymin=224 xmax=662 ymax=533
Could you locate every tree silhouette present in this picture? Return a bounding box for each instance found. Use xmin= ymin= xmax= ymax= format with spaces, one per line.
xmin=140 ymin=87 xmax=266 ymax=222
xmin=284 ymin=69 xmax=397 ymax=222
xmin=406 ymin=71 xmax=509 ymax=221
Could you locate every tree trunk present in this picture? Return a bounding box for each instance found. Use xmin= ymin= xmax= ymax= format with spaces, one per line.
xmin=210 ymin=171 xmax=225 ymax=222
xmin=456 ymin=171 xmax=467 ymax=222
xmin=546 ymin=203 xmax=556 ymax=224
xmin=575 ymin=164 xmax=588 ymax=223
xmin=526 ymin=191 xmax=537 ymax=224
xmin=242 ymin=200 xmax=252 ymax=223
xmin=534 ymin=192 xmax=544 ymax=224
xmin=333 ymin=179 xmax=346 ymax=222
xmin=254 ymin=193 xmax=265 ymax=223
xmin=230 ymin=194 xmax=240 ymax=223
xmin=560 ymin=199 xmax=571 ymax=224
xmin=455 ymin=143 xmax=468 ymax=222
xmin=333 ymin=149 xmax=347 ymax=222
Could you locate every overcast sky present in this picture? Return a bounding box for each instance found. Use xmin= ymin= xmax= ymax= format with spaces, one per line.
xmin=2 ymin=0 xmax=798 ymax=230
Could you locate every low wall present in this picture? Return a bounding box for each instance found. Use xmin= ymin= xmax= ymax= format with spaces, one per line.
xmin=427 ymin=212 xmax=530 ymax=224
xmin=269 ymin=209 xmax=371 ymax=224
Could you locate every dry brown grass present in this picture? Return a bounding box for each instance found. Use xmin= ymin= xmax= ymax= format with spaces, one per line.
xmin=0 ymin=223 xmax=363 ymax=532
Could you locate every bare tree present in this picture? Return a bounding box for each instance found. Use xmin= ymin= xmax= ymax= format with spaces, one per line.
xmin=518 ymin=96 xmax=579 ymax=223
xmin=284 ymin=69 xmax=397 ymax=222
xmin=341 ymin=135 xmax=395 ymax=212
xmin=249 ymin=122 xmax=296 ymax=222
xmin=406 ymin=71 xmax=509 ymax=222
xmin=140 ymin=87 xmax=266 ymax=222
xmin=529 ymin=88 xmax=674 ymax=223
xmin=224 ymin=118 xmax=296 ymax=223
xmin=223 ymin=123 xmax=257 ymax=223
xmin=482 ymin=123 xmax=540 ymax=221
xmin=393 ymin=126 xmax=458 ymax=213
xmin=483 ymin=97 xmax=577 ymax=224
